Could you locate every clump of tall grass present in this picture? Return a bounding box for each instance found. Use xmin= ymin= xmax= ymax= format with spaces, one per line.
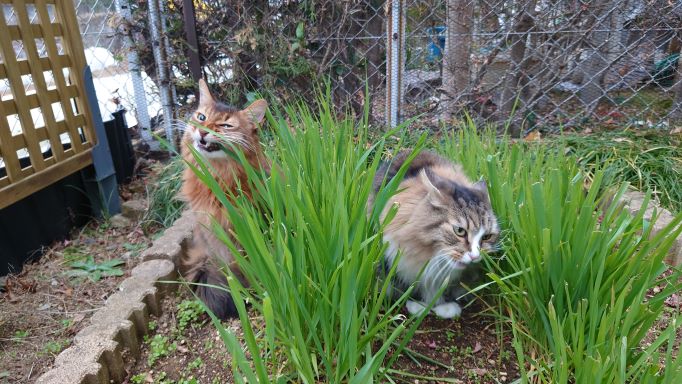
xmin=556 ymin=130 xmax=682 ymax=213
xmin=187 ymin=98 xmax=428 ymax=383
xmin=142 ymin=156 xmax=185 ymax=231
xmin=439 ymin=125 xmax=682 ymax=383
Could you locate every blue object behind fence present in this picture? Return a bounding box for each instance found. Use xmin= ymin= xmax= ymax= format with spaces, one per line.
xmin=426 ymin=26 xmax=446 ymax=63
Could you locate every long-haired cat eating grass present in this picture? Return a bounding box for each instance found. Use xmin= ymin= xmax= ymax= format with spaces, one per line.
xmin=181 ymin=79 xmax=269 ymax=319
xmin=372 ymin=151 xmax=499 ymax=319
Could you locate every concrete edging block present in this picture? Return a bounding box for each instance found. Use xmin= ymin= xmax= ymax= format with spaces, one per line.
xmin=620 ymin=191 xmax=682 ymax=266
xmin=36 ymin=210 xmax=195 ymax=384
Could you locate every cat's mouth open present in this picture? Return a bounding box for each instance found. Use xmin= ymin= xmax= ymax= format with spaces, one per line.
xmin=197 ymin=139 xmax=222 ymax=153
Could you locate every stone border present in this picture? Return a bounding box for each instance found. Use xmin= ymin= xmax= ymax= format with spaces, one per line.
xmin=35 ymin=211 xmax=195 ymax=384
xmin=621 ymin=191 xmax=682 ymax=266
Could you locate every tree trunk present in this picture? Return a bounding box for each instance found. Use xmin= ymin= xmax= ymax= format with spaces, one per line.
xmin=440 ymin=0 xmax=473 ymax=121
xmin=576 ymin=1 xmax=611 ymax=114
xmin=497 ymin=2 xmax=536 ymax=137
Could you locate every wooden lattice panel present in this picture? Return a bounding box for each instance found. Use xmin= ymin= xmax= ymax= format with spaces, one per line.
xmin=0 ymin=0 xmax=97 ymax=209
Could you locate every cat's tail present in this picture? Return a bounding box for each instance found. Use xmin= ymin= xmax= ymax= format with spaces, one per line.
xmin=184 ymin=243 xmax=240 ymax=320
xmin=191 ymin=263 xmax=239 ymax=320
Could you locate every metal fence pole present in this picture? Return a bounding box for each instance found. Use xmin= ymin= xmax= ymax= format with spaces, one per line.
xmin=386 ymin=0 xmax=405 ymax=128
xmin=158 ymin=0 xmax=178 ymax=108
xmin=114 ymin=0 xmax=155 ymax=147
xmin=147 ymin=0 xmax=175 ymax=150
xmin=182 ymin=0 xmax=202 ymax=84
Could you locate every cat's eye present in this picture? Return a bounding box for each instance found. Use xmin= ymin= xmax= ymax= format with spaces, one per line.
xmin=454 ymin=226 xmax=467 ymax=237
xmin=196 ymin=113 xmax=206 ymax=122
xmin=219 ymin=123 xmax=233 ymax=129
xmin=482 ymin=233 xmax=493 ymax=241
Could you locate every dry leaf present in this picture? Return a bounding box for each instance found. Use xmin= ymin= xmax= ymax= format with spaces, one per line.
xmin=72 ymin=313 xmax=85 ymax=324
xmin=472 ymin=341 xmax=483 ymax=354
xmin=665 ymin=294 xmax=680 ymax=308
xmin=524 ymin=131 xmax=541 ymax=141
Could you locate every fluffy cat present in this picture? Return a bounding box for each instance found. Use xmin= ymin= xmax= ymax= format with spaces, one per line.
xmin=372 ymin=151 xmax=499 ymax=319
xmin=181 ymin=79 xmax=269 ymax=319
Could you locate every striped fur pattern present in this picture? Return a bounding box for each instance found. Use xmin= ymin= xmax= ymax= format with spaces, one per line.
xmin=372 ymin=151 xmax=499 ymax=319
xmin=180 ymin=79 xmax=268 ymax=319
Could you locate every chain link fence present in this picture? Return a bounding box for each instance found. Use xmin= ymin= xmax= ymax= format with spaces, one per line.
xmin=74 ymin=0 xmax=162 ymax=141
xmin=403 ymin=0 xmax=682 ymax=134
xmin=72 ymin=0 xmax=682 ymax=139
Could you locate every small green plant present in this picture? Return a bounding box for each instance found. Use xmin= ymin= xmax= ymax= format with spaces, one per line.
xmin=147 ymin=320 xmax=157 ymax=331
xmin=65 ymin=257 xmax=125 ymax=282
xmin=13 ymin=330 xmax=28 ymax=340
xmin=60 ymin=245 xmax=88 ymax=263
xmin=60 ymin=319 xmax=73 ymax=329
xmin=143 ymin=157 xmax=186 ymax=231
xmin=147 ymin=335 xmax=177 ymax=366
xmin=122 ymin=242 xmax=146 ymax=257
xmin=43 ymin=339 xmax=67 ymax=355
xmin=176 ymin=300 xmax=204 ymax=332
xmin=187 ymin=357 xmax=204 ymax=370
xmin=130 ymin=373 xmax=146 ymax=384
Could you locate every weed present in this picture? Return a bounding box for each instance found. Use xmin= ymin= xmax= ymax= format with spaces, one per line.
xmin=60 ymin=319 xmax=73 ymax=329
xmin=65 ymin=257 xmax=125 ymax=282
xmin=148 ymin=320 xmax=157 ymax=331
xmin=176 ymin=300 xmax=204 ymax=332
xmin=13 ymin=330 xmax=28 ymax=339
xmin=143 ymin=157 xmax=185 ymax=231
xmin=130 ymin=373 xmax=146 ymax=384
xmin=42 ymin=339 xmax=67 ymax=356
xmin=122 ymin=242 xmax=146 ymax=257
xmin=187 ymin=357 xmax=204 ymax=370
xmin=60 ymin=246 xmax=88 ymax=263
xmin=147 ymin=335 xmax=177 ymax=366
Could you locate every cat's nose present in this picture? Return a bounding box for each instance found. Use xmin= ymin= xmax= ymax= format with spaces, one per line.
xmin=199 ymin=130 xmax=208 ymax=138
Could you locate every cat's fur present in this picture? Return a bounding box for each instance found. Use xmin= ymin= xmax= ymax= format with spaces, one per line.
xmin=372 ymin=151 xmax=499 ymax=319
xmin=181 ymin=79 xmax=269 ymax=319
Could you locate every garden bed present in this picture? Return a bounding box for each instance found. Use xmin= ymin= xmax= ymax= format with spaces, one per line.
xmin=125 ymin=289 xmax=518 ymax=384
xmin=0 ymin=163 xmax=163 ymax=383
xmin=2 ymin=109 xmax=682 ymax=383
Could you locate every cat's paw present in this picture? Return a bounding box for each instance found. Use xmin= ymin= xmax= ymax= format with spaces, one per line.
xmin=406 ymin=300 xmax=427 ymax=316
xmin=433 ymin=302 xmax=462 ymax=319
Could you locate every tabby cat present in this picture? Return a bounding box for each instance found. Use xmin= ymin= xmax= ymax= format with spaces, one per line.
xmin=372 ymin=151 xmax=499 ymax=318
xmin=181 ymin=79 xmax=269 ymax=319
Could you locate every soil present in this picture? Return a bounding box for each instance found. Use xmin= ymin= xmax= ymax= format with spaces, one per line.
xmin=124 ymin=289 xmax=235 ymax=384
xmin=0 ymin=161 xmax=163 ymax=383
xmin=125 ymin=288 xmax=517 ymax=384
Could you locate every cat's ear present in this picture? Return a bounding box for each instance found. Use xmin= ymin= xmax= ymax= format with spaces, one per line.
xmin=198 ymin=79 xmax=215 ymax=106
xmin=473 ymin=179 xmax=488 ymax=193
xmin=242 ymin=99 xmax=268 ymax=125
xmin=473 ymin=179 xmax=491 ymax=202
xmin=418 ymin=169 xmax=439 ymax=194
xmin=419 ymin=170 xmax=446 ymax=208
